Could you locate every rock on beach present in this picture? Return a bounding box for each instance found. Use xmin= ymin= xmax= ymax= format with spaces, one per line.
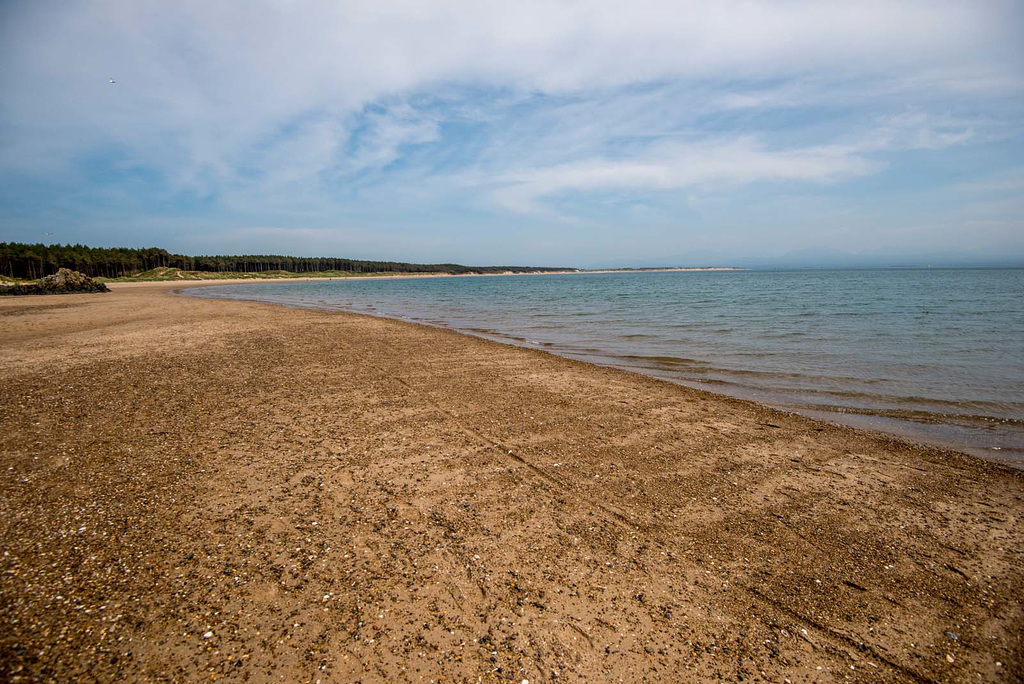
xmin=0 ymin=268 xmax=110 ymax=295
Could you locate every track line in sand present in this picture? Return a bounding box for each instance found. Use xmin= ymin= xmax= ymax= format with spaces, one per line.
xmin=348 ymin=341 xmax=935 ymax=682
xmin=321 ymin=319 xmax=650 ymax=534
xmin=374 ymin=363 xmax=647 ymax=532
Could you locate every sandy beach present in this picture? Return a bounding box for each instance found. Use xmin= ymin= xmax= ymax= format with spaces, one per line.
xmin=1 ymin=282 xmax=1021 ymax=683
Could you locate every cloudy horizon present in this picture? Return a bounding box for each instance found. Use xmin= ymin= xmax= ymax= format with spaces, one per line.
xmin=1 ymin=1 xmax=1022 ymax=267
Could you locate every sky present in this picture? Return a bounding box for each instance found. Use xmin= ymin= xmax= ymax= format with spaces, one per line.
xmin=1 ymin=1 xmax=1022 ymax=267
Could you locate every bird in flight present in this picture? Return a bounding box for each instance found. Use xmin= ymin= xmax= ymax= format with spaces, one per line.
xmin=109 ymin=77 xmax=116 ymax=84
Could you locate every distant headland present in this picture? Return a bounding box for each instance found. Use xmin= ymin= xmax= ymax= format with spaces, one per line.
xmin=0 ymin=242 xmax=739 ymax=283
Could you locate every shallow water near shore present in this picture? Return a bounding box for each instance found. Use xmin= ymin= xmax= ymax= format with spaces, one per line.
xmin=187 ymin=268 xmax=1024 ymax=463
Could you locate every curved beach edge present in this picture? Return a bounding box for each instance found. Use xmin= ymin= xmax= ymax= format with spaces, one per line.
xmin=1 ymin=281 xmax=1021 ymax=682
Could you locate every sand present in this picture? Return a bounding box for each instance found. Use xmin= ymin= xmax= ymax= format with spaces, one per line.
xmin=1 ymin=282 xmax=1021 ymax=682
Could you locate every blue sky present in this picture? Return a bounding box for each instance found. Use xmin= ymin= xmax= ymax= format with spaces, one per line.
xmin=1 ymin=1 xmax=1022 ymax=266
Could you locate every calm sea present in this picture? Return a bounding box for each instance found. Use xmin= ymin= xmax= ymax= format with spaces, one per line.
xmin=187 ymin=269 xmax=1024 ymax=464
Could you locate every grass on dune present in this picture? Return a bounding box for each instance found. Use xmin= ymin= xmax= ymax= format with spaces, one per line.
xmin=98 ymin=267 xmax=432 ymax=282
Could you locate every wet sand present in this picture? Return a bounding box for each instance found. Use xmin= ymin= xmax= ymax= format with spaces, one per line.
xmin=1 ymin=282 xmax=1021 ymax=682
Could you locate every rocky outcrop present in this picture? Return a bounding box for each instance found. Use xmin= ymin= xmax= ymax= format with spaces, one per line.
xmin=0 ymin=269 xmax=110 ymax=295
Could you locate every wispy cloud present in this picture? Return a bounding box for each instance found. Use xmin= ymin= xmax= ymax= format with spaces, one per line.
xmin=0 ymin=0 xmax=1021 ymax=262
xmin=482 ymin=137 xmax=881 ymax=213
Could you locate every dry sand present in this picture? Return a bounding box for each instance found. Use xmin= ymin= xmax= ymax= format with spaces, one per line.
xmin=1 ymin=282 xmax=1021 ymax=682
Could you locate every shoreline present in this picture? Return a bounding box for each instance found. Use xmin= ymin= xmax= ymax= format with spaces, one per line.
xmin=2 ymin=284 xmax=1021 ymax=681
xmin=95 ymin=265 xmax=742 ymax=287
xmin=174 ymin=279 xmax=1021 ymax=468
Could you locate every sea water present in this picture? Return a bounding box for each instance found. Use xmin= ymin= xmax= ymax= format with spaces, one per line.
xmin=187 ymin=269 xmax=1024 ymax=463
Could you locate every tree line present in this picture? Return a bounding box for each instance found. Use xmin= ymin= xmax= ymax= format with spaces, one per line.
xmin=0 ymin=242 xmax=570 ymax=279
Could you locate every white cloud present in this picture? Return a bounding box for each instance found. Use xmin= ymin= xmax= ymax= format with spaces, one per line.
xmin=0 ymin=0 xmax=1021 ymax=259
xmin=1 ymin=0 xmax=1017 ymax=183
xmin=429 ymin=101 xmax=981 ymax=215
xmin=483 ymin=137 xmax=880 ymax=213
xmin=949 ymin=169 xmax=1024 ymax=195
xmin=860 ymin=111 xmax=977 ymax=152
xmin=343 ymin=103 xmax=442 ymax=174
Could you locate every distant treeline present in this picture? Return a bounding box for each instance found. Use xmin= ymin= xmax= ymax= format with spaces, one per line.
xmin=0 ymin=242 xmax=569 ymax=279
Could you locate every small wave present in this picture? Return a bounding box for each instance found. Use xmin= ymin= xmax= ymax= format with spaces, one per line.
xmin=701 ymin=366 xmax=810 ymax=380
xmin=620 ymin=354 xmax=714 ymax=367
xmin=801 ymin=405 xmax=1024 ymax=428
xmin=787 ymin=388 xmax=1024 ymax=415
